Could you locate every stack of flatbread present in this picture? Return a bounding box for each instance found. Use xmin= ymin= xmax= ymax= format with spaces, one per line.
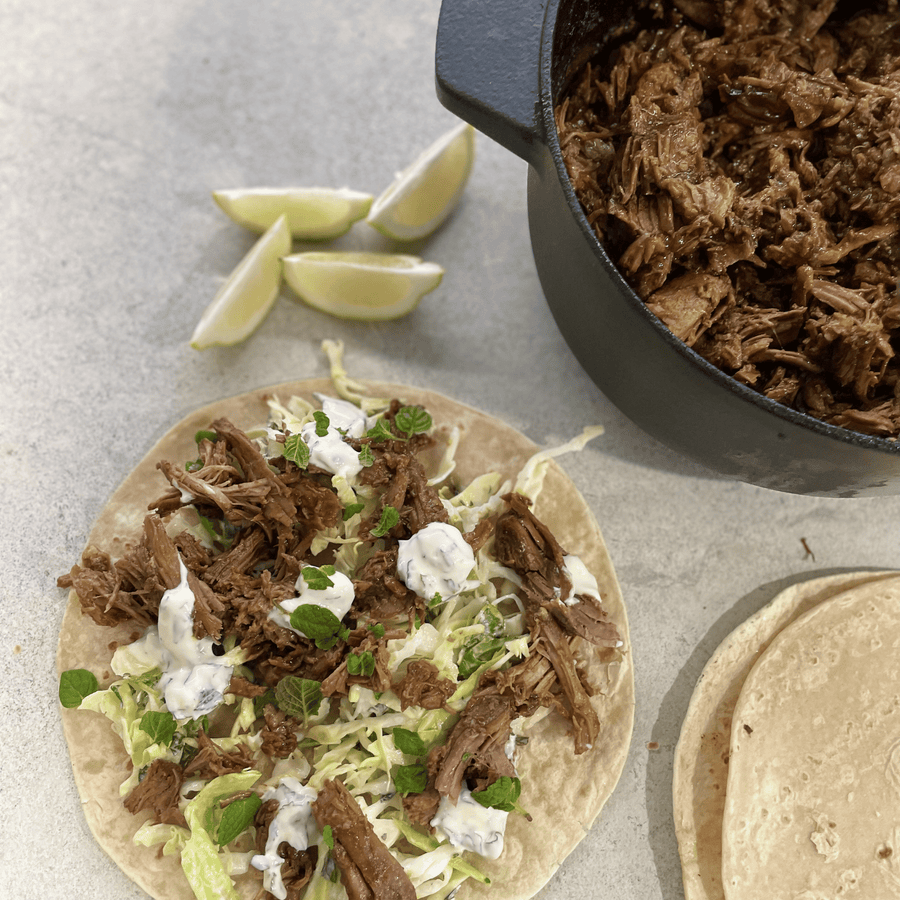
xmin=675 ymin=571 xmax=900 ymax=900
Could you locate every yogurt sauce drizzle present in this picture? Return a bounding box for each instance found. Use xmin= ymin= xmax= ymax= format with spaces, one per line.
xmin=300 ymin=395 xmax=369 ymax=479
xmin=561 ymin=553 xmax=601 ymax=606
xmin=430 ymin=786 xmax=509 ymax=859
xmin=250 ymin=778 xmax=319 ymax=900
xmin=126 ymin=557 xmax=234 ymax=720
xmin=269 ymin=567 xmax=356 ymax=632
xmin=396 ymin=521 xmax=475 ymax=601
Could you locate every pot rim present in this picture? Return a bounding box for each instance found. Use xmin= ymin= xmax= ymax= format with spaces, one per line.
xmin=536 ymin=0 xmax=900 ymax=457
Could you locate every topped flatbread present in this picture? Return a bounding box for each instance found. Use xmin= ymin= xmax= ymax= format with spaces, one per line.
xmin=56 ymin=348 xmax=634 ymax=900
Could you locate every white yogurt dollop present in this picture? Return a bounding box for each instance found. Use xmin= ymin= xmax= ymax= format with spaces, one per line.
xmin=430 ymin=786 xmax=509 ymax=859
xmin=269 ymin=567 xmax=356 ymax=633
xmin=297 ymin=395 xmax=371 ymax=479
xmin=250 ymin=778 xmax=318 ymax=900
xmin=396 ymin=521 xmax=475 ymax=601
xmin=125 ymin=558 xmax=234 ymax=720
xmin=315 ymin=395 xmax=368 ymax=438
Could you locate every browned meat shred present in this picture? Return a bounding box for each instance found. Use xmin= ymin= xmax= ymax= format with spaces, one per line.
xmin=557 ymin=0 xmax=900 ymax=436
xmin=56 ymin=514 xmax=176 ymax=628
xmin=356 ymin=420 xmax=449 ymax=540
xmin=312 ymin=779 xmax=417 ymax=900
xmin=430 ymin=691 xmax=518 ymax=804
xmin=123 ymin=759 xmax=186 ymax=826
xmin=259 ymin=704 xmax=301 ymax=759
xmin=392 ymin=659 xmax=457 ymax=710
xmin=492 ymin=492 xmax=620 ymax=752
xmin=182 ymin=729 xmax=256 ymax=780
xmin=352 ymin=549 xmax=422 ymax=623
xmin=320 ymin=631 xmax=393 ymax=698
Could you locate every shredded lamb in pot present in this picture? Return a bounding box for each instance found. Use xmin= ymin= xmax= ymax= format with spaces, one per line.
xmin=557 ymin=0 xmax=900 ymax=436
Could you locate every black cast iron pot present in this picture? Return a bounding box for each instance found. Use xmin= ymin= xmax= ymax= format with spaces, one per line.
xmin=435 ymin=0 xmax=900 ymax=497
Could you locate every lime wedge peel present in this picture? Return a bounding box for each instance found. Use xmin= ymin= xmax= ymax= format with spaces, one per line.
xmin=191 ymin=118 xmax=474 ymax=344
xmin=282 ymin=251 xmax=444 ymax=321
xmin=366 ymin=121 xmax=476 ymax=242
xmin=212 ymin=187 xmax=373 ymax=241
xmin=190 ymin=214 xmax=292 ymax=350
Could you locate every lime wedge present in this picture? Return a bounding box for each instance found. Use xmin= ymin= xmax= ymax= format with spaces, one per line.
xmin=212 ymin=187 xmax=373 ymax=240
xmin=282 ymin=251 xmax=444 ymax=321
xmin=366 ymin=122 xmax=476 ymax=241
xmin=190 ymin=214 xmax=291 ymax=349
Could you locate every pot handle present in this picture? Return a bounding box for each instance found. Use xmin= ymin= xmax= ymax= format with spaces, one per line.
xmin=435 ymin=0 xmax=549 ymax=167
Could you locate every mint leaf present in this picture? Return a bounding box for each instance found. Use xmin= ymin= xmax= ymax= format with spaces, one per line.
xmin=481 ymin=604 xmax=504 ymax=635
xmin=182 ymin=714 xmax=210 ymax=737
xmin=139 ymin=710 xmax=178 ymax=746
xmin=458 ymin=635 xmax=506 ymax=679
xmin=346 ymin=650 xmax=376 ymax=677
xmin=283 ymin=433 xmax=310 ymax=468
xmin=357 ymin=444 xmax=375 ymax=468
xmin=301 ymin=565 xmax=335 ymax=591
xmin=367 ymin=623 xmax=386 ymax=638
xmin=59 ymin=669 xmax=99 ymax=708
xmin=366 ymin=419 xmax=395 ymax=442
xmin=394 ymin=763 xmax=427 ymax=795
xmin=395 ymin=406 xmax=432 ymax=437
xmin=313 ymin=410 xmax=330 ymax=438
xmin=194 ymin=429 xmax=218 ymax=444
xmin=274 ymin=676 xmax=324 ymax=720
xmin=290 ymin=604 xmax=348 ymax=650
xmin=217 ymin=793 xmax=262 ymax=846
xmin=471 ymin=776 xmax=521 ymax=812
xmin=343 ymin=502 xmax=366 ymax=521
xmin=371 ymin=505 xmax=399 ymax=538
xmin=197 ymin=512 xmax=234 ymax=550
xmin=322 ymin=824 xmax=334 ymax=850
xmin=392 ymin=727 xmax=426 ymax=757
xmin=253 ymin=688 xmax=279 ymax=718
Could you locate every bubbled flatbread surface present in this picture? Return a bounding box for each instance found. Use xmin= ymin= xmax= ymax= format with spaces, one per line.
xmin=673 ymin=571 xmax=898 ymax=900
xmin=56 ymin=379 xmax=634 ymax=900
xmin=722 ymin=575 xmax=900 ymax=900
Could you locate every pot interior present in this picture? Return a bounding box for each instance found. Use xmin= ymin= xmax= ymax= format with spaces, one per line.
xmin=540 ymin=0 xmax=900 ymax=461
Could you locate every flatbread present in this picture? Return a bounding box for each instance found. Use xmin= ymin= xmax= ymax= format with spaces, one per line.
xmin=673 ymin=571 xmax=898 ymax=900
xmin=722 ymin=575 xmax=900 ymax=900
xmin=56 ymin=378 xmax=634 ymax=900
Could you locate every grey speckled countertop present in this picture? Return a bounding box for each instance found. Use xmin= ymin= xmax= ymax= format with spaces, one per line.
xmin=3 ymin=2 xmax=900 ymax=899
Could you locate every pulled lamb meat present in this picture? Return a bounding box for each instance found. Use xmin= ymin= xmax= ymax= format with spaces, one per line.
xmin=259 ymin=704 xmax=302 ymax=759
xmin=312 ymin=778 xmax=417 ymax=900
xmin=430 ymin=690 xmax=518 ymax=804
xmin=405 ymin=490 xmax=623 ymax=824
xmin=124 ymin=759 xmax=186 ymax=827
xmin=392 ymin=659 xmax=457 ymax=711
xmin=183 ymin=729 xmax=256 ymax=780
xmin=57 ymin=514 xmax=173 ymax=628
xmin=493 ymin=492 xmax=621 ymax=753
xmin=558 ymin=0 xmax=900 ymax=436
